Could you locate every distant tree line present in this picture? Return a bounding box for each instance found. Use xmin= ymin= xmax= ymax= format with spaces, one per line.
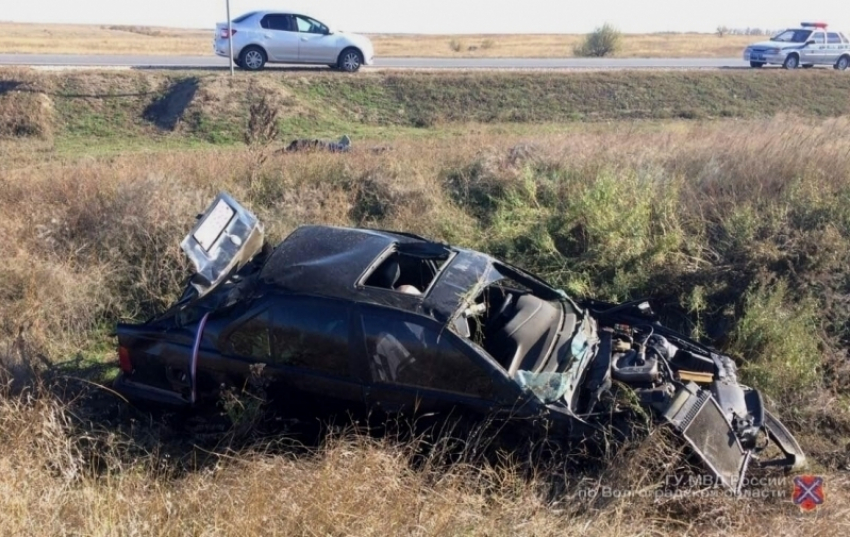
xmin=716 ymin=26 xmax=775 ymax=37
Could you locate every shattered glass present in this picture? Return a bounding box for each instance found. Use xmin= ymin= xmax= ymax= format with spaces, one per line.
xmin=516 ymin=371 xmax=570 ymax=403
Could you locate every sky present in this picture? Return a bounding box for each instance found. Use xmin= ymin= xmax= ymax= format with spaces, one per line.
xmin=3 ymin=1 xmax=849 ymax=34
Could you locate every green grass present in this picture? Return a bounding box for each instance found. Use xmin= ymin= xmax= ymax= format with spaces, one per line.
xmin=4 ymin=68 xmax=850 ymax=148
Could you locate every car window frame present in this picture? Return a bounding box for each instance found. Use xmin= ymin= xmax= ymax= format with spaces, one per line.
xmin=260 ymin=13 xmax=295 ymax=32
xmin=292 ymin=14 xmax=330 ymax=35
xmin=827 ymin=32 xmax=842 ymax=45
xmin=356 ymin=304 xmax=517 ymax=402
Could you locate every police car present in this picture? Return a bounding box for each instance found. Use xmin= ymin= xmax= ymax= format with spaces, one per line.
xmin=743 ymin=22 xmax=850 ymax=70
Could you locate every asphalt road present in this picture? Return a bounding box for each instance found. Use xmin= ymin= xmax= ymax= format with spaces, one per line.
xmin=0 ymin=53 xmax=750 ymax=70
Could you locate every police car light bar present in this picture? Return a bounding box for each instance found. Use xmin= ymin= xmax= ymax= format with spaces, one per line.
xmin=800 ymin=22 xmax=828 ymax=28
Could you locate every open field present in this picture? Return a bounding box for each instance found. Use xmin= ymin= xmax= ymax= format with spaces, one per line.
xmin=2 ymin=68 xmax=850 ymax=535
xmin=0 ymin=21 xmax=761 ymax=58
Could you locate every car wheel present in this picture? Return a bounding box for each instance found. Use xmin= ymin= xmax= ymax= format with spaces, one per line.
xmin=749 ymin=61 xmax=764 ymax=68
xmin=338 ymin=48 xmax=363 ymax=73
xmin=836 ymin=55 xmax=850 ymax=71
xmin=239 ymin=46 xmax=267 ymax=71
xmin=783 ymin=54 xmax=799 ymax=69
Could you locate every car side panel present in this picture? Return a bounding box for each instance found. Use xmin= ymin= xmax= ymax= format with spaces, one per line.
xmin=265 ymin=30 xmax=300 ymax=62
xmin=193 ymin=347 xmax=256 ymax=404
xmin=117 ymin=323 xmax=196 ymax=399
xmin=298 ymin=34 xmax=341 ymax=63
xmin=800 ymin=34 xmax=822 ymax=64
xmin=258 ymin=294 xmax=368 ymax=421
xmin=353 ymin=304 xmax=536 ymax=431
xmin=260 ymin=365 xmax=367 ymax=422
xmin=825 ymin=34 xmax=850 ymax=63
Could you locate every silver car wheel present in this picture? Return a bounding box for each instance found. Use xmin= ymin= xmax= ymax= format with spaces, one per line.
xmin=784 ymin=55 xmax=799 ymax=69
xmin=838 ymin=56 xmax=850 ymax=71
xmin=341 ymin=51 xmax=361 ymax=72
xmin=245 ymin=50 xmax=264 ymax=70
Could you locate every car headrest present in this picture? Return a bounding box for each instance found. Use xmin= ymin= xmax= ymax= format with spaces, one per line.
xmin=372 ymin=259 xmax=400 ymax=289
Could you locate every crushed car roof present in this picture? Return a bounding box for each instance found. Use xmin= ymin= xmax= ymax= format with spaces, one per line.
xmin=258 ymin=224 xmax=495 ymax=323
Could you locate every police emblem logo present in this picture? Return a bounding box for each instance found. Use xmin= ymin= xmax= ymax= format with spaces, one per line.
xmin=792 ymin=475 xmax=825 ymax=511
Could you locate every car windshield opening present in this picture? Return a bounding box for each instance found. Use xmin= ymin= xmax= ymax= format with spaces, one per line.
xmin=455 ymin=265 xmax=567 ymax=376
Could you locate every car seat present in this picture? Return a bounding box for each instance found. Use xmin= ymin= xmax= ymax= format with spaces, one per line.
xmin=371 ymin=258 xmax=400 ymax=289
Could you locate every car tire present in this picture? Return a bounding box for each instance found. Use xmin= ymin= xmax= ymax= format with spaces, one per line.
xmin=836 ymin=55 xmax=850 ymax=71
xmin=239 ymin=46 xmax=267 ymax=71
xmin=783 ymin=54 xmax=799 ymax=69
xmin=749 ymin=61 xmax=764 ymax=68
xmin=337 ymin=48 xmax=363 ymax=73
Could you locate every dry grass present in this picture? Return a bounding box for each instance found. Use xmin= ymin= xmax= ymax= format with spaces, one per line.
xmin=2 ymin=107 xmax=850 ymax=533
xmin=0 ymin=22 xmax=211 ymax=56
xmin=0 ymin=376 xmax=846 ymax=537
xmin=0 ymin=69 xmax=55 ymax=139
xmin=372 ymin=32 xmax=757 ymax=58
xmin=0 ymin=22 xmax=757 ymax=58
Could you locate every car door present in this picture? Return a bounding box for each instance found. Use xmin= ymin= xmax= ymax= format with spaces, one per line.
xmin=356 ymin=305 xmax=536 ymax=437
xmin=293 ymin=14 xmax=337 ymax=64
xmin=262 ymin=295 xmax=368 ymax=422
xmin=211 ymin=294 xmax=367 ymax=425
xmin=258 ymin=13 xmax=300 ymax=62
xmin=802 ymin=30 xmax=826 ymax=64
xmin=826 ymin=32 xmax=844 ymax=63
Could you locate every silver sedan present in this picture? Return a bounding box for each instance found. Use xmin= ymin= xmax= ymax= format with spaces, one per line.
xmin=213 ymin=10 xmax=375 ymax=72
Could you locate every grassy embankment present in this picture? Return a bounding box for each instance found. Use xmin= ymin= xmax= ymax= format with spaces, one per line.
xmin=0 ymin=21 xmax=760 ymax=58
xmin=1 ymin=67 xmax=850 ymax=535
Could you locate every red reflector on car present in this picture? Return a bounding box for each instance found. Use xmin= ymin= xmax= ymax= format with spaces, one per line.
xmin=220 ymin=29 xmax=237 ymax=38
xmin=118 ymin=346 xmax=133 ymax=374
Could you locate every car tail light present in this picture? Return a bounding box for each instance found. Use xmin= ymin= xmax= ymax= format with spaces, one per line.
xmin=220 ymin=28 xmax=237 ymax=38
xmin=118 ymin=346 xmax=133 ymax=374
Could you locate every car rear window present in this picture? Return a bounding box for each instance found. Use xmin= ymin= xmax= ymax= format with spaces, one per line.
xmin=828 ymin=32 xmax=842 ymax=44
xmin=842 ymin=33 xmax=849 ymax=44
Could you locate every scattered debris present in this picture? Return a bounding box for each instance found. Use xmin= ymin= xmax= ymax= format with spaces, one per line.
xmin=282 ymin=134 xmax=351 ymax=153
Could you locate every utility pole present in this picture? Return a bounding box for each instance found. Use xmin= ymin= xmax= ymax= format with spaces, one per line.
xmin=227 ymin=0 xmax=234 ymax=76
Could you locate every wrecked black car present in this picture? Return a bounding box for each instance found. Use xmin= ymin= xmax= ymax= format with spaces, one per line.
xmin=114 ymin=192 xmax=805 ymax=493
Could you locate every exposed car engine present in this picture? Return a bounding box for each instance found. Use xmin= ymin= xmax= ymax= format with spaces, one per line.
xmin=575 ymin=301 xmax=805 ymax=491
